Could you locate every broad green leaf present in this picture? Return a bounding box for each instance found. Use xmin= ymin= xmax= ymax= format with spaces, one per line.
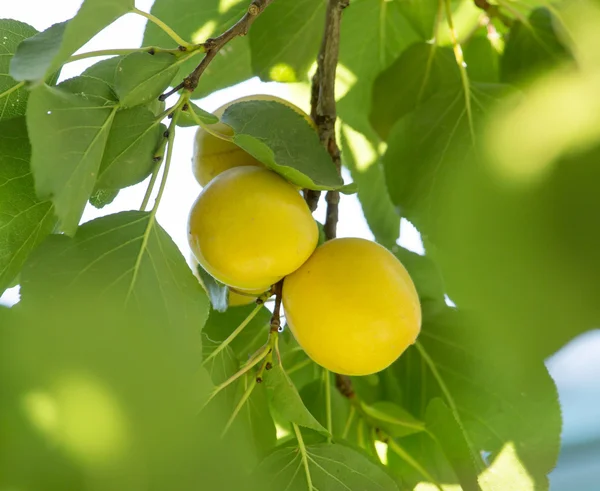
xmin=59 ymin=74 xmax=118 ymax=104
xmin=202 ymin=336 xmax=239 ymax=405
xmin=95 ymin=107 xmax=164 ymax=191
xmin=0 ymin=304 xmax=256 ymax=491
xmin=387 ymin=308 xmax=561 ymax=489
xmin=10 ymin=0 xmax=134 ymax=83
xmin=370 ymin=43 xmax=460 ymax=140
xmin=0 ymin=117 xmax=56 ymax=295
xmin=82 ymin=56 xmax=166 ymax=116
xmin=501 ymin=8 xmax=571 ymax=85
xmin=299 ymin=374 xmax=351 ymax=437
xmin=337 ymin=0 xmax=420 ymax=138
xmin=203 ymin=303 xmax=271 ymax=360
xmin=196 ymin=263 xmax=229 ymax=312
xmin=279 ymin=328 xmax=319 ymax=391
xmin=89 ymin=187 xmax=118 ymax=208
xmin=394 ymin=246 xmax=445 ymax=310
xmin=397 ymin=0 xmax=438 ymax=40
xmin=82 ymin=55 xmax=122 ymax=86
xmin=361 ymin=400 xmax=425 ymax=438
xmin=249 ymin=0 xmax=325 ymax=82
xmin=464 ymin=32 xmax=500 ymax=83
xmin=115 ymin=52 xmax=179 ymax=108
xmin=383 ymin=84 xmax=509 ymax=238
xmin=177 ymin=101 xmax=218 ymax=127
xmin=142 ymin=0 xmax=252 ymax=98
xmin=238 ymin=377 xmax=278 ymax=463
xmin=221 ymin=100 xmax=343 ymax=190
xmin=340 ymin=123 xmax=399 ymax=248
xmin=19 ymin=211 xmax=209 ymax=362
xmin=257 ymin=442 xmax=399 ymax=490
xmin=265 ymin=364 xmax=329 ymax=436
xmin=425 ymin=398 xmax=481 ymax=491
xmin=26 ymin=83 xmax=118 ymax=235
xmin=0 ymin=19 xmax=37 ymax=120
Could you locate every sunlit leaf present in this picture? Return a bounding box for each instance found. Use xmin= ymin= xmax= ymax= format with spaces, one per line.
xmin=0 ymin=117 xmax=56 ymax=295
xmin=10 ymin=0 xmax=134 ymax=83
xmin=0 ymin=19 xmax=38 ymax=121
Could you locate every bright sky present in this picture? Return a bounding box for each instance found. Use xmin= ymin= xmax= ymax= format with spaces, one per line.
xmin=3 ymin=0 xmax=600 ymax=464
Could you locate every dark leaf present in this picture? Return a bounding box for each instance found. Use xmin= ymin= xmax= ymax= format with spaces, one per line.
xmin=221 ymin=100 xmax=343 ymax=190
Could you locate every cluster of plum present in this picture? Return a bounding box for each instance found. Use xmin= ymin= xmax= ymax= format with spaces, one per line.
xmin=187 ymin=95 xmax=421 ymax=376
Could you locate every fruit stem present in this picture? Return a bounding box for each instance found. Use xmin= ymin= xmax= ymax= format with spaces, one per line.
xmin=202 ymin=302 xmax=264 ymax=367
xmin=132 ymin=8 xmax=194 ymax=49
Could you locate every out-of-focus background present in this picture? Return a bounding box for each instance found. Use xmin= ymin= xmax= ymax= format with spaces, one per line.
xmin=1 ymin=2 xmax=599 ymax=488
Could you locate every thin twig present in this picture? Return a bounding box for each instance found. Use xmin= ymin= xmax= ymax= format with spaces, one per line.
xmin=308 ymin=0 xmax=348 ymax=239
xmin=159 ymin=0 xmax=275 ymax=101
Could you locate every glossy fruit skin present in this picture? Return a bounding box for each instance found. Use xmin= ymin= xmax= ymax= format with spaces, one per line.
xmin=192 ymin=95 xmax=312 ymax=186
xmin=282 ymin=238 xmax=421 ymax=376
xmin=188 ymin=166 xmax=318 ymax=292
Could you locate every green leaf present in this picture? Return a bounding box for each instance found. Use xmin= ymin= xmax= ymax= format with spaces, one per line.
xmin=10 ymin=0 xmax=134 ymax=83
xmin=340 ymin=124 xmax=399 ymax=248
xmin=257 ymin=442 xmax=399 ymax=490
xmin=0 ymin=117 xmax=56 ymax=295
xmin=464 ymin=32 xmax=500 ymax=84
xmin=249 ymin=0 xmax=325 ymax=82
xmin=300 ymin=374 xmax=351 ymax=437
xmin=89 ymin=187 xmax=118 ymax=208
xmin=203 ymin=303 xmax=271 ymax=360
xmin=26 ymin=83 xmax=118 ymax=235
xmin=361 ymin=400 xmax=425 ymax=438
xmin=196 ymin=263 xmax=228 ymax=312
xmin=115 ymin=52 xmax=179 ymax=108
xmin=0 ymin=19 xmax=37 ymax=121
xmin=0 ymin=305 xmax=257 ymax=491
xmin=394 ymin=246 xmax=445 ymax=309
xmin=425 ymin=398 xmax=481 ymax=491
xmin=82 ymin=56 xmax=166 ymax=116
xmin=387 ymin=308 xmax=561 ymax=489
xmin=383 ymin=84 xmax=509 ymax=238
xmin=265 ymin=364 xmax=329 ymax=436
xmin=501 ymin=8 xmax=571 ymax=85
xmin=337 ymin=0 xmax=420 ymax=138
xmin=177 ymin=101 xmax=218 ymax=127
xmin=19 ymin=211 xmax=209 ymax=361
xmin=221 ymin=100 xmax=343 ymax=190
xmin=95 ymin=107 xmax=164 ymax=191
xmin=82 ymin=55 xmax=121 ymax=86
xmin=142 ymin=0 xmax=252 ymax=98
xmin=370 ymin=42 xmax=460 ymax=140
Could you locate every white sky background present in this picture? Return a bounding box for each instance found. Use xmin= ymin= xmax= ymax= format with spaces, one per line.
xmin=2 ymin=0 xmax=600 ymax=467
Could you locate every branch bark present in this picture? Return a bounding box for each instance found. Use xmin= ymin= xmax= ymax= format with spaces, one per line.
xmin=160 ymin=0 xmax=275 ymax=100
xmin=306 ymin=0 xmax=349 ymax=237
xmin=308 ymin=0 xmax=350 ymax=397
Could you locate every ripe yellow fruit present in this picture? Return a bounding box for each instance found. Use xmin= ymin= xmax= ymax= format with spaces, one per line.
xmin=192 ymin=94 xmax=312 ymax=186
xmin=188 ymin=166 xmax=318 ymax=292
xmin=282 ymin=238 xmax=421 ymax=376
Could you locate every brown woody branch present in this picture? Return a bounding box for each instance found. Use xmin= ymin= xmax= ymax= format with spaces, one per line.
xmin=306 ymin=0 xmax=349 ymax=238
xmin=308 ymin=0 xmax=350 ymax=397
xmin=159 ymin=0 xmax=275 ymax=101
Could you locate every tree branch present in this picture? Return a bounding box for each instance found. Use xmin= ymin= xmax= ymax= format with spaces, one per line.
xmin=309 ymin=0 xmax=350 ymax=397
xmin=306 ymin=0 xmax=348 ymax=237
xmin=159 ymin=0 xmax=275 ymax=101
